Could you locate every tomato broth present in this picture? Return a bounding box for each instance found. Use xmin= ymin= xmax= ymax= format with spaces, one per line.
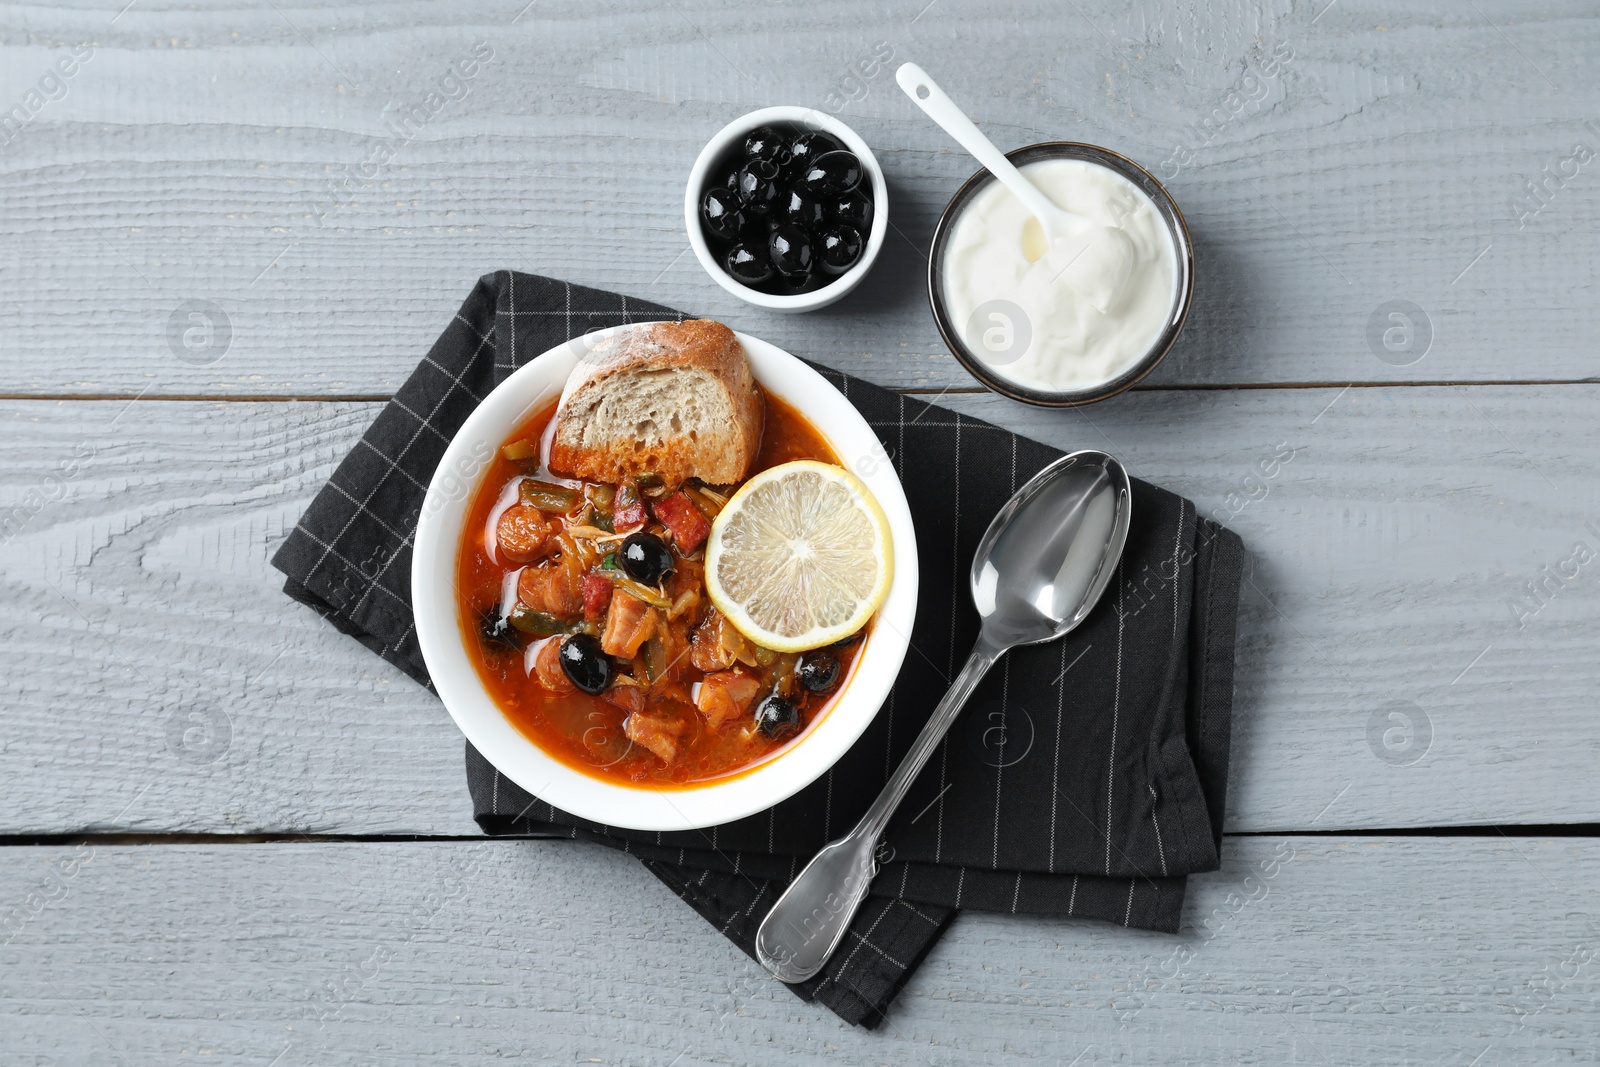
xmin=455 ymin=393 xmax=867 ymax=787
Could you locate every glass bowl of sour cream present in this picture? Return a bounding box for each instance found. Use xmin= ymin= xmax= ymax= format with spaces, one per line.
xmin=928 ymin=142 xmax=1194 ymax=406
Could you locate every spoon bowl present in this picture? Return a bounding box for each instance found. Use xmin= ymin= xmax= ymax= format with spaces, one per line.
xmin=754 ymin=449 xmax=1132 ymax=984
xmin=972 ymin=450 xmax=1131 ymax=647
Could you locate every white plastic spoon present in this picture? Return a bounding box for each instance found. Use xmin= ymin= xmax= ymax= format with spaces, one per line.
xmin=895 ymin=62 xmax=1136 ymax=301
xmin=895 ymin=62 xmax=1090 ymax=250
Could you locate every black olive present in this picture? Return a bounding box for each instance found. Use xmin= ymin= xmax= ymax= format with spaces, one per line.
xmin=477 ymin=607 xmax=525 ymax=654
xmin=773 ymin=270 xmax=814 ymax=293
xmin=558 ymin=633 xmax=613 ymax=694
xmin=754 ymin=694 xmax=802 ymax=738
xmin=768 ymin=224 xmax=814 ymax=279
xmin=725 ymin=241 xmax=774 ymax=285
xmin=723 ymin=169 xmax=741 ymax=194
xmin=781 ymin=188 xmax=827 ymax=231
xmin=816 ymin=225 xmax=863 ymax=276
xmin=795 ymin=652 xmax=841 ymax=693
xmin=738 ymin=211 xmax=781 ymax=241
xmin=744 ymin=125 xmax=785 ymax=163
xmin=783 ymin=131 xmax=843 ymax=177
xmin=700 ymin=186 xmax=744 ymax=241
xmin=620 ymin=532 xmax=675 ymax=585
xmin=800 ymin=150 xmax=863 ymax=196
xmin=830 ymin=190 xmax=874 ymax=231
xmin=735 ymin=159 xmax=781 ymax=216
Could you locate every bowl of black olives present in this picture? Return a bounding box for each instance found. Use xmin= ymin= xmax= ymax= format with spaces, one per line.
xmin=685 ymin=106 xmax=888 ymax=312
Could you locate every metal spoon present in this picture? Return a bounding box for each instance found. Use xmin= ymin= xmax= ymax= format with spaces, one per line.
xmin=754 ymin=450 xmax=1132 ymax=983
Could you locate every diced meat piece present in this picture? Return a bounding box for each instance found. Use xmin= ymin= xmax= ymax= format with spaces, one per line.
xmin=667 ymin=555 xmax=704 ymax=598
xmin=581 ymin=572 xmax=612 ymax=622
xmin=651 ymin=679 xmax=695 ymax=709
xmin=690 ymin=610 xmax=752 ymax=673
xmin=695 ymin=670 xmax=762 ymax=729
xmin=601 ymin=590 xmax=659 ymax=659
xmin=532 ymin=637 xmax=575 ymax=694
xmin=648 ymin=617 xmax=693 ymax=689
xmin=613 ymin=496 xmax=647 ymax=530
xmin=624 ymin=710 xmax=685 ymax=763
xmin=601 ymin=683 xmax=646 ymax=716
xmin=495 ymin=505 xmax=552 ymax=564
xmin=518 ymin=554 xmax=583 ymax=617
xmin=652 ymin=492 xmax=711 ymax=554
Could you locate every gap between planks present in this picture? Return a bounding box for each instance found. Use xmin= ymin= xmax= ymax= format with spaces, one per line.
xmin=2 ymin=825 xmax=1598 ymax=848
xmin=7 ymin=379 xmax=1600 ymax=405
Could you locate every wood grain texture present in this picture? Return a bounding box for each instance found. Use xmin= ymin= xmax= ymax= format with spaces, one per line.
xmin=2 ymin=0 xmax=1599 ymax=395
xmin=0 ymin=397 xmax=481 ymax=838
xmin=5 ymin=0 xmax=1598 ymax=1053
xmin=2 ymin=837 xmax=1596 ymax=1064
xmin=4 ymin=389 xmax=1600 ymax=837
xmin=947 ymin=385 xmax=1600 ymax=835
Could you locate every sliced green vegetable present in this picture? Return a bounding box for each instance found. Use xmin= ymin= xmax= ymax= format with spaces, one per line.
xmin=642 ymin=635 xmax=668 ymax=683
xmin=580 ymin=485 xmax=616 ymax=531
xmin=600 ymin=553 xmax=618 ymax=570
xmin=771 ymin=652 xmax=801 ymax=698
xmin=681 ymin=483 xmax=724 ymax=519
xmin=518 ymin=479 xmax=579 ymax=513
xmin=500 ymin=439 xmax=540 ymax=462
xmin=506 ymin=606 xmax=577 ymax=637
xmin=634 ymin=472 xmax=664 ymax=490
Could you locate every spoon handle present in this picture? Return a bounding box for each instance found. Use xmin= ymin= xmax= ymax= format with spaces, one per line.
xmin=894 ymin=62 xmax=1064 ymax=231
xmin=754 ymin=637 xmax=1002 ymax=983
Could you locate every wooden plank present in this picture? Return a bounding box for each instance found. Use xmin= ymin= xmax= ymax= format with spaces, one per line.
xmin=2 ymin=389 xmax=1598 ymax=837
xmin=0 ymin=398 xmax=480 ymax=838
xmin=2 ymin=837 xmax=1595 ymax=1063
xmin=945 ymin=385 xmax=1600 ymax=835
xmin=1 ymin=1 xmax=1599 ymax=394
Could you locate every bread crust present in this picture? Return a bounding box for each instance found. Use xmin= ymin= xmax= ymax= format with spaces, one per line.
xmin=549 ymin=319 xmax=765 ymax=486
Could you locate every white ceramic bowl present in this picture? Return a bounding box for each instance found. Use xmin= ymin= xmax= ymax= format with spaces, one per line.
xmin=412 ymin=323 xmax=918 ymax=831
xmin=684 ymin=106 xmax=889 ymax=313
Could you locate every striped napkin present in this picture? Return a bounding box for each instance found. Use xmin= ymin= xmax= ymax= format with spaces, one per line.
xmin=272 ymin=271 xmax=1244 ymax=1028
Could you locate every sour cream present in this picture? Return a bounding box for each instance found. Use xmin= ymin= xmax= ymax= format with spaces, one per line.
xmin=940 ymin=158 xmax=1178 ymax=393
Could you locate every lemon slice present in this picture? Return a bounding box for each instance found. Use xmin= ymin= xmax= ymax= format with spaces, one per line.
xmin=705 ymin=460 xmax=893 ymax=653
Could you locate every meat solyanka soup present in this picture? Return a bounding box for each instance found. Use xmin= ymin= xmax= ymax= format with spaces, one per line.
xmin=456 ymin=395 xmax=866 ymax=786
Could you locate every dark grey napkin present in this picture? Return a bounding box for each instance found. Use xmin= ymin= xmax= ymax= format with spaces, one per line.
xmin=271 ymin=270 xmax=1244 ymax=1028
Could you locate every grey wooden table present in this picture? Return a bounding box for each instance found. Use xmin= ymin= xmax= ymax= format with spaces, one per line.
xmin=3 ymin=1 xmax=1599 ymax=1063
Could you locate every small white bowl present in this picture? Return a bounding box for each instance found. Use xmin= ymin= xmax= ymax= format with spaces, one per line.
xmin=684 ymin=106 xmax=889 ymax=313
xmin=412 ymin=322 xmax=918 ymax=831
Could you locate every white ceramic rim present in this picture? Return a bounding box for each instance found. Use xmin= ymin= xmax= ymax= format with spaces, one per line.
xmin=411 ymin=322 xmax=918 ymax=831
xmin=683 ymin=106 xmax=889 ymax=313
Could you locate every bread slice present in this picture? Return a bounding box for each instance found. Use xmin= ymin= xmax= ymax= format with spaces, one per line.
xmin=549 ymin=319 xmax=765 ymax=487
